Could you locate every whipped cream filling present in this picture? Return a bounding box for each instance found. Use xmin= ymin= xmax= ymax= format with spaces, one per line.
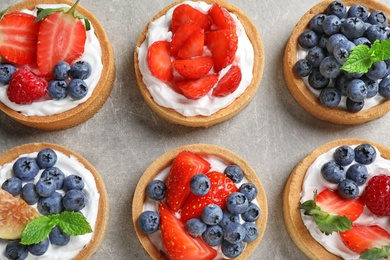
xmin=0 ymin=4 xmax=103 ymax=117
xmin=300 ymin=145 xmax=390 ymax=259
xmin=0 ymin=150 xmax=100 ymax=260
xmin=137 ymin=1 xmax=255 ymax=117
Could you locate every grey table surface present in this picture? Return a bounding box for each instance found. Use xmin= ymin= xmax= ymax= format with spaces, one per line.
xmin=1 ymin=0 xmax=390 ymax=259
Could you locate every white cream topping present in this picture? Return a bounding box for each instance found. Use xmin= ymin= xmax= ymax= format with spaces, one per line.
xmin=300 ymin=145 xmax=390 ymax=259
xmin=0 ymin=150 xmax=100 ymax=260
xmin=137 ymin=1 xmax=254 ymax=117
xmin=0 ymin=4 xmax=103 ymax=117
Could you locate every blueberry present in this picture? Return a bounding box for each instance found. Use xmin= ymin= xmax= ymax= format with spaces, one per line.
xmin=70 ymin=61 xmax=91 ymax=80
xmin=67 ymin=79 xmax=88 ymax=100
xmin=48 ymin=80 xmax=68 ymax=100
xmin=318 ymin=35 xmax=329 ymax=49
xmin=361 ymin=76 xmax=379 ymax=98
xmin=379 ymin=77 xmax=390 ymax=98
xmin=319 ymin=87 xmax=341 ymax=107
xmin=226 ymin=192 xmax=249 ymax=215
xmin=202 ymin=225 xmax=224 ymax=246
xmin=49 ymin=226 xmax=70 ymax=246
xmin=326 ymin=33 xmax=348 ymax=53
xmin=346 ymin=98 xmax=364 ymax=112
xmin=327 ymin=1 xmax=346 ymax=19
xmin=321 ymin=160 xmax=344 ymax=184
xmin=298 ymin=30 xmax=319 ymax=49
xmin=333 ymin=41 xmax=355 ymax=64
xmin=242 ymin=222 xmax=259 ymax=243
xmin=310 ymin=14 xmax=327 ymax=34
xmin=137 ymin=211 xmax=159 ymax=234
xmin=5 ymin=241 xmax=28 ymax=260
xmin=37 ymin=148 xmax=57 ymax=169
xmin=294 ymin=59 xmax=312 ymax=77
xmin=323 ymin=15 xmax=342 ymax=35
xmin=13 ymin=157 xmax=40 ymax=182
xmin=38 ymin=192 xmax=64 ymax=215
xmin=365 ymin=25 xmax=388 ymax=43
xmin=368 ymin=11 xmax=388 ymax=27
xmin=64 ymin=174 xmax=84 ymax=191
xmin=347 ymin=79 xmax=367 ymax=102
xmin=53 ymin=61 xmax=71 ymax=80
xmin=241 ymin=203 xmax=261 ymax=222
xmin=146 ymin=180 xmax=166 ymax=200
xmin=224 ymin=221 xmax=246 ymax=245
xmin=189 ymin=174 xmax=210 ymax=196
xmin=338 ymin=179 xmax=359 ymax=199
xmin=334 ymin=74 xmax=350 ymax=96
xmin=348 ymin=4 xmax=369 ymax=21
xmin=41 ymin=167 xmax=65 ymax=190
xmin=319 ymin=56 xmax=341 ymax=79
xmin=221 ymin=240 xmax=244 ymax=258
xmin=341 ymin=17 xmax=366 ymax=40
xmin=306 ymin=47 xmax=326 ymax=68
xmin=334 ymin=145 xmax=355 ymax=166
xmin=21 ymin=183 xmax=39 ymax=205
xmin=238 ymin=183 xmax=257 ymax=201
xmin=308 ymin=69 xmax=330 ymax=90
xmin=62 ymin=189 xmax=87 ymax=211
xmin=0 ymin=64 xmax=16 ymax=84
xmin=354 ymin=144 xmax=376 ymax=165
xmin=353 ymin=37 xmax=371 ymax=47
xmin=224 ymin=165 xmax=243 ymax=183
xmin=28 ymin=237 xmax=49 ymax=256
xmin=184 ymin=218 xmax=207 ymax=237
xmin=201 ymin=204 xmax=223 ymax=225
xmin=346 ymin=163 xmax=368 ymax=186
xmin=2 ymin=177 xmax=22 ymax=196
xmin=36 ymin=176 xmax=56 ymax=197
xmin=219 ymin=211 xmax=240 ymax=228
xmin=367 ymin=61 xmax=388 ymax=80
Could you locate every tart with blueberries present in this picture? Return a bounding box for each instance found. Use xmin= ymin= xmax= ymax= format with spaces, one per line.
xmin=0 ymin=143 xmax=109 ymax=259
xmin=132 ymin=144 xmax=268 ymax=259
xmin=283 ymin=0 xmax=390 ymax=124
xmin=284 ymin=138 xmax=390 ymax=259
xmin=134 ymin=0 xmax=264 ymax=127
xmin=0 ymin=0 xmax=115 ymax=131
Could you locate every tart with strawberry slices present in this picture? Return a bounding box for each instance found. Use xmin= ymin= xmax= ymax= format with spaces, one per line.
xmin=283 ymin=138 xmax=390 ymax=259
xmin=0 ymin=0 xmax=115 ymax=131
xmin=132 ymin=144 xmax=268 ymax=259
xmin=135 ymin=0 xmax=264 ymax=127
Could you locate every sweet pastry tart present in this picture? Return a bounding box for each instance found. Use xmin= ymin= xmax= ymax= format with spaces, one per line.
xmin=134 ymin=0 xmax=264 ymax=127
xmin=283 ymin=0 xmax=390 ymax=124
xmin=0 ymin=142 xmax=109 ymax=259
xmin=132 ymin=144 xmax=268 ymax=259
xmin=0 ymin=0 xmax=115 ymax=131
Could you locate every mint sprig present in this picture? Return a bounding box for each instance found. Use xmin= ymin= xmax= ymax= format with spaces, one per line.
xmin=341 ymin=39 xmax=390 ymax=74
xmin=20 ymin=211 xmax=92 ymax=245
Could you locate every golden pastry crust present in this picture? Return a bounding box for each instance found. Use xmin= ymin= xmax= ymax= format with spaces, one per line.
xmin=132 ymin=144 xmax=268 ymax=259
xmin=283 ymin=138 xmax=390 ymax=259
xmin=283 ymin=0 xmax=390 ymax=125
xmin=134 ymin=0 xmax=264 ymax=128
xmin=0 ymin=0 xmax=115 ymax=131
xmin=0 ymin=143 xmax=109 ymax=260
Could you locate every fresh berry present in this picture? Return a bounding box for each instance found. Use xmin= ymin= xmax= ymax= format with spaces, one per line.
xmin=170 ymin=22 xmax=203 ymax=57
xmin=35 ymin=176 xmax=56 ymax=197
xmin=184 ymin=218 xmax=207 ymax=237
xmin=327 ymin=1 xmax=347 ymax=19
xmin=379 ymin=77 xmax=390 ymax=98
xmin=175 ymin=75 xmax=218 ymax=100
xmin=368 ymin=11 xmax=388 ymax=27
xmin=321 ymin=160 xmax=345 ymax=183
xmin=201 ymin=204 xmax=223 ymax=225
xmin=171 ymin=4 xmax=212 ymax=34
xmin=298 ymin=30 xmax=319 ymax=49
xmin=1 ymin=177 xmax=22 ymax=196
xmin=49 ymin=226 xmax=71 ymax=246
xmin=28 ymin=237 xmax=49 ymax=256
xmin=319 ymin=56 xmax=341 ymax=79
xmin=346 ymin=164 xmax=368 ymax=186
xmin=138 ymin=211 xmax=160 ymax=234
xmin=212 ymin=65 xmax=242 ymax=97
xmin=53 ymin=61 xmax=71 ymax=80
xmin=172 ymin=57 xmax=213 ymax=80
xmin=21 ymin=183 xmax=40 ymax=205
xmin=238 ymin=183 xmax=257 ymax=202
xmin=347 ymin=79 xmax=367 ymax=102
xmin=48 ymin=80 xmax=68 ymax=100
xmin=146 ymin=180 xmax=166 ymax=201
xmin=221 ymin=240 xmax=244 ymax=258
xmin=206 ymin=29 xmax=238 ymax=72
xmin=308 ymin=70 xmax=330 ymax=90
xmin=224 ymin=221 xmax=247 ymax=244
xmin=62 ymin=189 xmax=87 ymax=211
xmin=70 ymin=60 xmax=91 ymax=80
xmin=176 ymin=29 xmax=204 ymax=59
xmin=348 ymin=4 xmax=369 ymax=21
xmin=333 ymin=146 xmax=355 ymax=166
xmin=226 ymin=192 xmax=249 ymax=215
xmin=202 ymin=225 xmax=224 ymax=247
xmin=333 ymin=40 xmax=355 ymax=64
xmin=67 ymin=79 xmax=88 ymax=100
xmin=37 ymin=148 xmax=57 ymax=169
xmin=242 ymin=222 xmax=259 ymax=243
xmin=0 ymin=64 xmax=16 ymax=84
xmin=366 ymin=61 xmax=388 ymax=80
xmin=219 ymin=210 xmax=240 ymax=228
xmin=346 ymin=98 xmax=364 ymax=112
xmin=319 ymin=87 xmax=341 ymax=107
xmin=341 ymin=17 xmax=366 ymax=40
xmin=354 ymin=144 xmax=376 ymax=165
xmin=63 ymin=174 xmax=84 ymax=191
xmin=306 ymin=46 xmax=326 ymax=68
xmin=147 ymin=41 xmax=173 ymax=82
xmin=5 ymin=241 xmax=28 ymax=260
xmin=12 ymin=156 xmax=40 ymax=182
xmin=241 ymin=203 xmax=261 ymax=222
xmin=309 ymin=14 xmax=326 ymax=34
xmin=37 ymin=191 xmax=64 ymax=215
xmin=362 ymin=174 xmax=390 ymax=216
xmin=7 ymin=67 xmax=48 ymax=104
xmin=224 ymin=165 xmax=243 ymax=183
xmin=41 ymin=167 xmax=65 ymax=190
xmin=190 ymin=174 xmax=211 ymax=196
xmin=294 ymin=59 xmax=312 ymax=77
xmin=208 ymin=4 xmax=236 ymax=31
xmin=338 ymin=179 xmax=359 ymax=199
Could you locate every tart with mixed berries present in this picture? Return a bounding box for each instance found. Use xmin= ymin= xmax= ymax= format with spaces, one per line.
xmin=283 ymin=0 xmax=390 ymax=125
xmin=0 ymin=0 xmax=115 ymax=131
xmin=132 ymin=144 xmax=268 ymax=259
xmin=135 ymin=0 xmax=264 ymax=127
xmin=284 ymin=138 xmax=390 ymax=259
xmin=0 ymin=143 xmax=109 ymax=259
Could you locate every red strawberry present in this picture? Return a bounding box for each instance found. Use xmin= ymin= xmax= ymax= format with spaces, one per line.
xmin=362 ymin=174 xmax=390 ymax=216
xmin=212 ymin=65 xmax=242 ymax=97
xmin=172 ymin=57 xmax=213 ymax=80
xmin=170 ymin=22 xmax=202 ymax=57
xmin=165 ymin=151 xmax=210 ymax=212
xmin=177 ymin=29 xmax=204 ymax=59
xmin=171 ymin=4 xmax=211 ymax=34
xmin=0 ymin=12 xmax=41 ymax=65
xmin=206 ymin=29 xmax=238 ymax=72
xmin=159 ymin=203 xmax=217 ymax=260
xmin=36 ymin=0 xmax=87 ymax=76
xmin=147 ymin=41 xmax=173 ymax=83
xmin=7 ymin=67 xmax=48 ymax=104
xmin=339 ymin=224 xmax=390 ymax=254
xmin=180 ymin=171 xmax=238 ymax=223
xmin=175 ymin=75 xmax=218 ymax=100
xmin=208 ymin=4 xmax=236 ymax=31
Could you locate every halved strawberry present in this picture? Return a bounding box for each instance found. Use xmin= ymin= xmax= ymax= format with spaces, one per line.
xmin=206 ymin=29 xmax=238 ymax=72
xmin=173 ymin=57 xmax=213 ymax=80
xmin=171 ymin=4 xmax=211 ymax=34
xmin=208 ymin=4 xmax=236 ymax=31
xmin=177 ymin=29 xmax=204 ymax=59
xmin=212 ymin=65 xmax=242 ymax=97
xmin=165 ymin=151 xmax=210 ymax=212
xmin=180 ymin=171 xmax=238 ymax=223
xmin=170 ymin=22 xmax=202 ymax=57
xmin=175 ymin=75 xmax=218 ymax=100
xmin=0 ymin=12 xmax=41 ymax=65
xmin=159 ymin=203 xmax=217 ymax=260
xmin=147 ymin=41 xmax=173 ymax=82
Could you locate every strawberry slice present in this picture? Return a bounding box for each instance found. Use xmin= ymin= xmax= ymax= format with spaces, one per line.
xmin=165 ymin=151 xmax=210 ymax=212
xmin=180 ymin=171 xmax=238 ymax=223
xmin=173 ymin=57 xmax=213 ymax=80
xmin=171 ymin=4 xmax=211 ymax=34
xmin=0 ymin=12 xmax=40 ymax=65
xmin=175 ymin=75 xmax=218 ymax=100
xmin=206 ymin=29 xmax=238 ymax=72
xmin=159 ymin=203 xmax=217 ymax=260
xmin=177 ymin=29 xmax=204 ymax=59
xmin=212 ymin=65 xmax=242 ymax=97
xmin=170 ymin=22 xmax=202 ymax=57
xmin=208 ymin=4 xmax=236 ymax=31
xmin=147 ymin=41 xmax=173 ymax=82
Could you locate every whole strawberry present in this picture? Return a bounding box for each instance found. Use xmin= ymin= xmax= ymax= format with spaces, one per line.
xmin=7 ymin=68 xmax=48 ymax=104
xmin=362 ymin=174 xmax=390 ymax=216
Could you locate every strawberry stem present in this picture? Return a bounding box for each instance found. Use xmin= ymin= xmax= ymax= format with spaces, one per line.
xmin=67 ymin=0 xmax=81 ymax=18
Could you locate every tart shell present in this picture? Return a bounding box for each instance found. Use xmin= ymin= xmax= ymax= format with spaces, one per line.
xmin=0 ymin=0 xmax=116 ymax=131
xmin=132 ymin=144 xmax=268 ymax=259
xmin=283 ymin=0 xmax=390 ymax=125
xmin=134 ymin=0 xmax=264 ymax=128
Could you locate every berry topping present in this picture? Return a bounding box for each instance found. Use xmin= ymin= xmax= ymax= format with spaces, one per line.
xmin=70 ymin=60 xmax=91 ymax=80
xmin=12 ymin=156 xmax=40 ymax=182
xmin=37 ymin=148 xmax=57 ymax=169
xmin=41 ymin=167 xmax=65 ymax=190
xmin=241 ymin=203 xmax=261 ymax=222
xmin=223 ymin=221 xmax=246 ymax=245
xmin=212 ymin=65 xmax=242 ymax=97
xmin=37 ymin=191 xmax=64 ymax=215
xmin=171 ymin=4 xmax=212 ymax=34
xmin=189 ymin=174 xmax=210 ymax=196
xmin=206 ymin=29 xmax=238 ymax=72
xmin=362 ymin=174 xmax=390 ymax=216
xmin=333 ymin=145 xmax=355 ymax=166
xmin=321 ymin=160 xmax=345 ymax=184
xmin=62 ymin=189 xmax=87 ymax=211
xmin=67 ymin=79 xmax=88 ymax=100
xmin=354 ymin=144 xmax=376 ymax=165
xmin=138 ymin=211 xmax=160 ymax=234
xmin=170 ymin=22 xmax=203 ymax=57
xmin=226 ymin=192 xmax=249 ymax=215
xmin=28 ymin=237 xmax=49 ymax=256
xmin=208 ymin=4 xmax=236 ymax=31
xmin=35 ymin=177 xmax=56 ymax=198
xmin=0 ymin=64 xmax=16 ymax=84
xmin=221 ymin=240 xmax=244 ymax=258
xmin=5 ymin=241 xmax=28 ymax=260
xmin=1 ymin=177 xmax=22 ymax=196
xmin=49 ymin=226 xmax=70 ymax=246
xmin=242 ymin=222 xmax=259 ymax=243
xmin=184 ymin=218 xmax=207 ymax=237
xmin=201 ymin=204 xmax=223 ymax=225
xmin=146 ymin=180 xmax=166 ymax=201
xmin=147 ymin=41 xmax=173 ymax=83
xmin=175 ymin=75 xmax=219 ymax=100
xmin=202 ymin=225 xmax=224 ymax=246
xmin=48 ymin=80 xmax=68 ymax=100
xmin=53 ymin=61 xmax=71 ymax=80
xmin=63 ymin=174 xmax=84 ymax=191
xmin=224 ymin=165 xmax=244 ymax=183
xmin=172 ymin=57 xmax=213 ymax=80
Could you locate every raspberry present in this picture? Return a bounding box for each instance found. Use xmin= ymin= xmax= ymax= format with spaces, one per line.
xmin=362 ymin=174 xmax=390 ymax=216
xmin=7 ymin=67 xmax=48 ymax=104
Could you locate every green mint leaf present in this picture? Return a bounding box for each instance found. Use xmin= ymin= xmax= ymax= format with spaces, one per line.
xmin=341 ymin=44 xmax=372 ymax=74
xmin=360 ymin=246 xmax=390 ymax=260
xmin=20 ymin=215 xmax=58 ymax=245
xmin=57 ymin=211 xmax=92 ymax=236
